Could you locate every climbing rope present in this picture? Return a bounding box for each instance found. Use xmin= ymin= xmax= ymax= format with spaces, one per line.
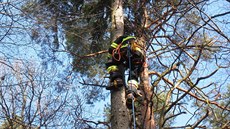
xmin=111 ymin=39 xmax=137 ymax=129
xmin=112 ymin=43 xmax=123 ymax=61
xmin=127 ymin=42 xmax=136 ymax=129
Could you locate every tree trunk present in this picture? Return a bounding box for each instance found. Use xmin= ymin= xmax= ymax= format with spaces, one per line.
xmin=140 ymin=61 xmax=156 ymax=129
xmin=110 ymin=0 xmax=130 ymax=129
xmin=135 ymin=3 xmax=156 ymax=129
xmin=138 ymin=38 xmax=156 ymax=129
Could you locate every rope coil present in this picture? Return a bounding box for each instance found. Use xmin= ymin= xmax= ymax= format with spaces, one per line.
xmin=112 ymin=43 xmax=123 ymax=61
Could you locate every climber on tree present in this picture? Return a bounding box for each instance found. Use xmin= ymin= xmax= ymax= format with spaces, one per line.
xmin=105 ymin=35 xmax=145 ymax=108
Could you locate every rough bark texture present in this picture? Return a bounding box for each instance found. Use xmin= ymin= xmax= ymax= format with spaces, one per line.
xmin=110 ymin=0 xmax=130 ymax=129
xmin=138 ymin=38 xmax=156 ymax=129
xmin=140 ymin=61 xmax=156 ymax=129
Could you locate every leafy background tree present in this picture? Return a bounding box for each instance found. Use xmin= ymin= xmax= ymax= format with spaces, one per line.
xmin=0 ymin=0 xmax=229 ymax=128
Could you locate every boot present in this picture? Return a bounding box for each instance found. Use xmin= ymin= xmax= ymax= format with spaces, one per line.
xmin=126 ymin=92 xmax=135 ymax=109
xmin=126 ymin=80 xmax=141 ymax=109
xmin=126 ymin=90 xmax=142 ymax=109
xmin=106 ymin=78 xmax=123 ymax=90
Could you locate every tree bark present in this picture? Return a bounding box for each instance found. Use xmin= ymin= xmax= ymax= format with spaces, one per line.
xmin=134 ymin=2 xmax=156 ymax=127
xmin=140 ymin=61 xmax=156 ymax=129
xmin=110 ymin=0 xmax=130 ymax=129
xmin=138 ymin=37 xmax=156 ymax=129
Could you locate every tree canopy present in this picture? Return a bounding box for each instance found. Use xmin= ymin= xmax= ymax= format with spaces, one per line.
xmin=0 ymin=0 xmax=229 ymax=128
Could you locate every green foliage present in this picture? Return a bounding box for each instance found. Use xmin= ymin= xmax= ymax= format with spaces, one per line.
xmin=22 ymin=0 xmax=111 ymax=76
xmin=64 ymin=19 xmax=109 ymax=75
xmin=205 ymin=85 xmax=230 ymax=128
xmin=18 ymin=0 xmax=230 ymax=128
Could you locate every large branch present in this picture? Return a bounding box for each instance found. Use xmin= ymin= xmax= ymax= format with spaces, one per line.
xmin=80 ymin=50 xmax=108 ymax=58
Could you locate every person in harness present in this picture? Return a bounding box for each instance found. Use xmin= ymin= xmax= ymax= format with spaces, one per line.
xmin=105 ymin=35 xmax=145 ymax=108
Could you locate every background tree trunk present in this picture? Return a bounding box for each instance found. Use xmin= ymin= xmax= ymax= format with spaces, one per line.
xmin=136 ymin=37 xmax=156 ymax=129
xmin=110 ymin=0 xmax=130 ymax=129
xmin=140 ymin=61 xmax=156 ymax=129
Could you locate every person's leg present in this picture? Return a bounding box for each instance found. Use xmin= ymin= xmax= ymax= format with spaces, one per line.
xmin=126 ymin=55 xmax=143 ymax=108
xmin=106 ymin=56 xmax=125 ymax=90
